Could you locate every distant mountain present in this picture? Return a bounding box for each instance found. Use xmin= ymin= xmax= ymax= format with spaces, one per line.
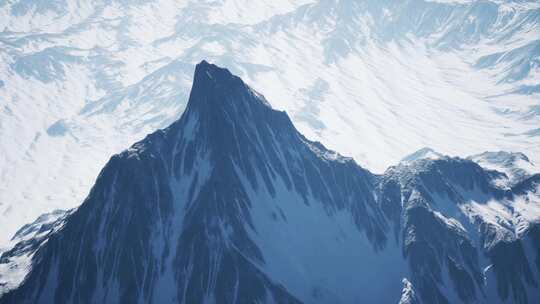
xmin=468 ymin=151 xmax=537 ymax=187
xmin=401 ymin=147 xmax=444 ymax=164
xmin=2 ymin=62 xmax=540 ymax=303
xmin=1 ymin=0 xmax=539 ymax=248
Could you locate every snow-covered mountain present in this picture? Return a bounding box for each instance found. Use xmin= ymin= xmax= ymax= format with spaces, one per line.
xmin=468 ymin=151 xmax=537 ymax=187
xmin=2 ymin=61 xmax=540 ymax=303
xmin=400 ymin=147 xmax=445 ymax=164
xmin=0 ymin=0 xmax=539 ymax=257
xmin=0 ymin=209 xmax=69 ymax=295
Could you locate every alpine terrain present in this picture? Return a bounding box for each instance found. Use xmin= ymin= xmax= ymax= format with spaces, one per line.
xmin=1 ymin=0 xmax=540 ymax=248
xmin=1 ymin=61 xmax=540 ymax=303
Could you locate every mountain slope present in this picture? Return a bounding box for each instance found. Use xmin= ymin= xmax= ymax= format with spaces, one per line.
xmin=2 ymin=61 xmax=540 ymax=304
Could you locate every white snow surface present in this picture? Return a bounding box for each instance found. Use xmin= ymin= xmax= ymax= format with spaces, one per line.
xmin=0 ymin=0 xmax=539 ymax=247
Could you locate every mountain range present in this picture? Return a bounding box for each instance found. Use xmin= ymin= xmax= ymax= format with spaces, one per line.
xmin=1 ymin=61 xmax=540 ymax=303
xmin=1 ymin=0 xmax=539 ymax=248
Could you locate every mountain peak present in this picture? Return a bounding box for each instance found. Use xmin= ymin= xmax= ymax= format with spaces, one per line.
xmin=187 ymin=60 xmax=246 ymax=110
xmin=169 ymin=60 xmax=297 ymax=167
xmin=183 ymin=60 xmax=280 ymax=127
xmin=193 ymin=60 xmax=237 ymax=85
xmin=400 ymin=147 xmax=444 ymax=164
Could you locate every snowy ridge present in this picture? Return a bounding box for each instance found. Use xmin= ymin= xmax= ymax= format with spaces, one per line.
xmin=0 ymin=209 xmax=69 ymax=295
xmin=401 ymin=147 xmax=445 ymax=164
xmin=468 ymin=151 xmax=537 ymax=187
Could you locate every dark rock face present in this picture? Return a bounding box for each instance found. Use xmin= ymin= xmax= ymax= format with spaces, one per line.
xmin=488 ymin=240 xmax=536 ymax=303
xmin=2 ymin=61 xmax=540 ymax=304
